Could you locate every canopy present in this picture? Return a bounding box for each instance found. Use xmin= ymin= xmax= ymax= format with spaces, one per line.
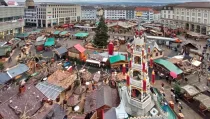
xmin=44 ymin=38 xmax=55 ymax=46
xmin=36 ymin=35 xmax=46 ymax=42
xmin=154 ymin=59 xmax=183 ymax=75
xmin=193 ymin=94 xmax=210 ymax=110
xmin=74 ymin=32 xmax=89 ymax=37
xmin=181 ymin=85 xmax=200 ymax=97
xmin=15 ymin=33 xmax=29 ymax=38
xmin=191 ymin=60 xmax=201 ymax=67
xmin=53 ymin=31 xmax=61 ymax=35
xmin=59 ymin=31 xmax=69 ymax=36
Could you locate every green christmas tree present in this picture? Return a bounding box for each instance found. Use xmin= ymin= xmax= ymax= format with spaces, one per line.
xmin=93 ymin=17 xmax=109 ymax=47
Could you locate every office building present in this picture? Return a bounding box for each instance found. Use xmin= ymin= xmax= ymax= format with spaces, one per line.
xmin=104 ymin=7 xmax=135 ymax=20
xmin=23 ymin=2 xmax=81 ymax=28
xmin=0 ymin=0 xmax=25 ymax=40
xmin=135 ymin=7 xmax=154 ymax=22
xmin=81 ymin=6 xmax=97 ymax=21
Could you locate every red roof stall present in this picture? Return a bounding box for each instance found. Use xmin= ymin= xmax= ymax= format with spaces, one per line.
xmin=68 ymin=44 xmax=86 ymax=61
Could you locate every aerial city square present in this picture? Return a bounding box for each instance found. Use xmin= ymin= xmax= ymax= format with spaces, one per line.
xmin=0 ymin=0 xmax=210 ymax=119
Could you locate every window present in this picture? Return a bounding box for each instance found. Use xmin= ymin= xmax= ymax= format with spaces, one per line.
xmin=168 ymin=11 xmax=170 ymax=13
xmin=187 ymin=12 xmax=189 ymax=15
xmin=156 ymin=53 xmax=158 ymax=56
xmin=160 ymin=51 xmax=163 ymax=55
xmin=176 ymin=16 xmax=179 ymax=19
xmin=187 ymin=17 xmax=189 ymax=21
xmin=192 ymin=17 xmax=195 ymax=22
xmin=198 ymin=13 xmax=201 ymax=17
xmin=192 ymin=13 xmax=195 ymax=16
xmin=198 ymin=18 xmax=201 ymax=23
xmin=204 ymin=19 xmax=207 ymax=24
xmin=168 ymin=15 xmax=170 ymax=18
xmin=204 ymin=13 xmax=207 ymax=17
xmin=182 ymin=12 xmax=184 ymax=15
xmin=181 ymin=16 xmax=184 ymax=20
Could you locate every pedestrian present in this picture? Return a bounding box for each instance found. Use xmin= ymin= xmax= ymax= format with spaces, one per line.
xmin=175 ymin=95 xmax=179 ymax=104
xmin=161 ymin=83 xmax=164 ymax=88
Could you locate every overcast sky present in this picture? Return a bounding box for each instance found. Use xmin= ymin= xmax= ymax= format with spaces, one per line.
xmin=16 ymin=0 xmax=210 ymax=3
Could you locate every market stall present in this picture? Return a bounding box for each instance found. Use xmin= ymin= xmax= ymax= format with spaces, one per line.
xmin=53 ymin=31 xmax=61 ymax=37
xmin=154 ymin=59 xmax=183 ymax=80
xmin=181 ymin=85 xmax=200 ymax=102
xmin=44 ymin=38 xmax=55 ymax=48
xmin=74 ymin=32 xmax=89 ymax=40
xmin=15 ymin=33 xmax=29 ymax=40
xmin=59 ymin=31 xmax=70 ymax=38
xmin=193 ymin=94 xmax=210 ymax=113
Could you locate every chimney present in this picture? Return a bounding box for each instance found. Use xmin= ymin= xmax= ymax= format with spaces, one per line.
xmin=19 ymin=85 xmax=26 ymax=94
xmin=108 ymin=41 xmax=114 ymax=55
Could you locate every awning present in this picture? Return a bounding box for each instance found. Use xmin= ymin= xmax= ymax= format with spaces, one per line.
xmin=59 ymin=31 xmax=69 ymax=36
xmin=44 ymin=38 xmax=55 ymax=46
xmin=193 ymin=94 xmax=210 ymax=109
xmin=74 ymin=32 xmax=89 ymax=37
xmin=181 ymin=85 xmax=200 ymax=97
xmin=53 ymin=31 xmax=61 ymax=35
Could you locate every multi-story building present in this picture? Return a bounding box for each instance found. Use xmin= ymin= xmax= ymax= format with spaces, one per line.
xmin=104 ymin=7 xmax=127 ymax=20
xmin=160 ymin=4 xmax=177 ymax=29
xmin=104 ymin=7 xmax=135 ymax=20
xmin=135 ymin=7 xmax=154 ymax=22
xmin=81 ymin=6 xmax=97 ymax=21
xmin=0 ymin=1 xmax=25 ymax=40
xmin=153 ymin=11 xmax=161 ymax=23
xmin=126 ymin=7 xmax=135 ymax=20
xmin=161 ymin=2 xmax=210 ymax=35
xmin=24 ymin=0 xmax=37 ymax=27
xmin=23 ymin=2 xmax=81 ymax=28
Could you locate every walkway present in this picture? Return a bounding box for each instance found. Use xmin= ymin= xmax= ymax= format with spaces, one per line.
xmin=154 ymin=80 xmax=202 ymax=119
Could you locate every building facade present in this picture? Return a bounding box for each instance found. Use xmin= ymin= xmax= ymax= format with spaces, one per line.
xmin=81 ymin=6 xmax=97 ymax=21
xmin=135 ymin=7 xmax=154 ymax=22
xmin=161 ymin=2 xmax=210 ymax=35
xmin=104 ymin=7 xmax=126 ymax=20
xmin=23 ymin=3 xmax=81 ymax=28
xmin=0 ymin=6 xmax=25 ymax=40
xmin=160 ymin=4 xmax=175 ymax=28
xmin=126 ymin=7 xmax=135 ymax=20
xmin=153 ymin=11 xmax=161 ymax=23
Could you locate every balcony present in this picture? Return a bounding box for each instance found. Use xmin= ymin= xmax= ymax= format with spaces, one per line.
xmin=0 ymin=19 xmax=24 ymax=32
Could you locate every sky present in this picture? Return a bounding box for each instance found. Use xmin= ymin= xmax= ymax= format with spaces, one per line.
xmin=16 ymin=0 xmax=210 ymax=3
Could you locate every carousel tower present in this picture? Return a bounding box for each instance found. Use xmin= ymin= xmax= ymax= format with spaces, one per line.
xmin=122 ymin=33 xmax=155 ymax=116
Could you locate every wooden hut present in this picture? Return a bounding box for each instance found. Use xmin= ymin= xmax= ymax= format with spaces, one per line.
xmin=68 ymin=44 xmax=86 ymax=61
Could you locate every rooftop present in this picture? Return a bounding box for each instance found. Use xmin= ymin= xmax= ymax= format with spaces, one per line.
xmin=175 ymin=2 xmax=210 ymax=8
xmin=47 ymin=70 xmax=76 ymax=89
xmin=84 ymin=85 xmax=120 ymax=113
xmin=0 ymin=84 xmax=46 ymax=119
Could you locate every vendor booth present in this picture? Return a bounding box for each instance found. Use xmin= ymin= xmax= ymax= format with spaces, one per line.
xmin=74 ymin=32 xmax=89 ymax=40
xmin=181 ymin=85 xmax=200 ymax=102
xmin=15 ymin=33 xmax=29 ymax=40
xmin=193 ymin=94 xmax=210 ymax=114
xmin=59 ymin=31 xmax=70 ymax=38
xmin=53 ymin=31 xmax=61 ymax=37
xmin=44 ymin=38 xmax=55 ymax=48
xmin=154 ymin=59 xmax=183 ymax=80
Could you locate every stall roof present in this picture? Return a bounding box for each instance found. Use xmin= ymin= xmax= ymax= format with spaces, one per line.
xmin=194 ymin=83 xmax=209 ymax=92
xmin=191 ymin=60 xmax=201 ymax=67
xmin=15 ymin=33 xmax=29 ymax=38
xmin=181 ymin=85 xmax=200 ymax=96
xmin=35 ymin=40 xmax=45 ymax=46
xmin=73 ymin=44 xmax=86 ymax=53
xmin=44 ymin=38 xmax=55 ymax=46
xmin=54 ymin=47 xmax=67 ymax=55
xmin=6 ymin=63 xmax=29 ymax=78
xmin=109 ymin=54 xmax=126 ymax=64
xmin=0 ymin=73 xmax=11 ymax=84
xmin=193 ymin=94 xmax=210 ymax=109
xmin=36 ymin=81 xmax=64 ymax=100
xmin=59 ymin=31 xmax=69 ymax=35
xmin=36 ymin=35 xmax=46 ymax=42
xmin=53 ymin=31 xmax=61 ymax=35
xmin=154 ymin=59 xmax=183 ymax=75
xmin=74 ymin=32 xmax=89 ymax=37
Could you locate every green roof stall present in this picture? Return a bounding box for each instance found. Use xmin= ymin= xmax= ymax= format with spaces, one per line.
xmin=109 ymin=54 xmax=128 ymax=68
xmin=59 ymin=31 xmax=68 ymax=36
xmin=44 ymin=38 xmax=55 ymax=47
xmin=74 ymin=32 xmax=89 ymax=38
xmin=154 ymin=59 xmax=183 ymax=75
xmin=15 ymin=33 xmax=29 ymax=39
xmin=53 ymin=31 xmax=61 ymax=35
